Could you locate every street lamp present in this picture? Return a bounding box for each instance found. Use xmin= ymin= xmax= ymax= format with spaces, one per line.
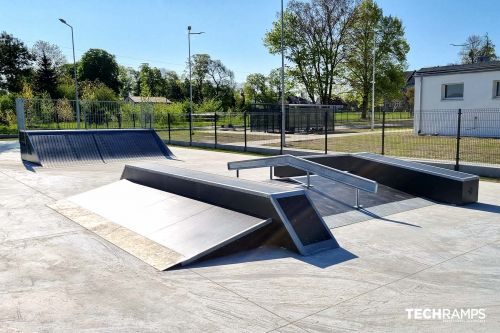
xmin=59 ymin=18 xmax=80 ymax=129
xmin=280 ymin=0 xmax=286 ymax=153
xmin=188 ymin=26 xmax=204 ymax=146
xmin=371 ymin=31 xmax=376 ymax=131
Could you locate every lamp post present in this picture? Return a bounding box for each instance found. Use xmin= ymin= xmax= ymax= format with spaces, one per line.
xmin=188 ymin=26 xmax=204 ymax=146
xmin=59 ymin=18 xmax=80 ymax=129
xmin=371 ymin=31 xmax=376 ymax=131
xmin=280 ymin=0 xmax=286 ymax=153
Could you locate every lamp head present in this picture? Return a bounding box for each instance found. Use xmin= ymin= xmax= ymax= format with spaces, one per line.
xmin=59 ymin=18 xmax=67 ymax=24
xmin=188 ymin=25 xmax=191 ymax=31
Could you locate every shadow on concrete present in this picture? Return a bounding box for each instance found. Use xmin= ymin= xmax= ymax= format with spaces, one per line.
xmin=186 ymin=246 xmax=358 ymax=270
xmin=359 ymin=208 xmax=422 ymax=228
xmin=22 ymin=161 xmax=37 ymax=173
xmin=459 ymin=202 xmax=500 ymax=214
xmin=0 ymin=141 xmax=19 ymax=153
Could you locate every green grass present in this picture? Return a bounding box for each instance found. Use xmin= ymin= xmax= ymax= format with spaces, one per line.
xmin=156 ymin=129 xmax=284 ymax=144
xmin=268 ymin=130 xmax=500 ymax=165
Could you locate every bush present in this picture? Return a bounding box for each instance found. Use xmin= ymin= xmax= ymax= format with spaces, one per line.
xmin=0 ymin=94 xmax=16 ymax=126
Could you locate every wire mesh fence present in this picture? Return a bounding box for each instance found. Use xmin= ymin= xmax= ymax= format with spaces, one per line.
xmin=16 ymin=98 xmax=500 ymax=167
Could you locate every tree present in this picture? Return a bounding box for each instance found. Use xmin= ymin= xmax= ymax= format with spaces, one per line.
xmin=206 ymin=59 xmax=234 ymax=97
xmin=190 ymin=54 xmax=211 ymax=103
xmin=460 ymin=34 xmax=497 ymax=64
xmin=32 ymin=41 xmax=66 ymax=75
xmin=345 ymin=0 xmax=409 ymax=118
xmin=78 ymin=48 xmax=120 ymax=93
xmin=138 ymin=63 xmax=165 ymax=98
xmin=0 ymin=31 xmax=33 ymax=92
xmin=163 ymin=70 xmax=184 ymax=101
xmin=33 ymin=52 xmax=58 ymax=98
xmin=118 ymin=66 xmax=138 ymax=98
xmin=265 ymin=0 xmax=356 ymax=104
xmin=244 ymin=73 xmax=269 ymax=103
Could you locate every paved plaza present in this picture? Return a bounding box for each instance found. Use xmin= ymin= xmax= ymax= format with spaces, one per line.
xmin=0 ymin=140 xmax=499 ymax=332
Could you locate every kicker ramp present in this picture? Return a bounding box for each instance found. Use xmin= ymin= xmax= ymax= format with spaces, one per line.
xmin=19 ymin=129 xmax=173 ymax=166
xmin=51 ymin=164 xmax=338 ymax=270
xmin=121 ymin=164 xmax=339 ymax=257
xmin=273 ymin=152 xmax=479 ymax=205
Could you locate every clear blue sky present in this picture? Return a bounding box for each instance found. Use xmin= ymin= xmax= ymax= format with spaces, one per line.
xmin=1 ymin=0 xmax=499 ymax=83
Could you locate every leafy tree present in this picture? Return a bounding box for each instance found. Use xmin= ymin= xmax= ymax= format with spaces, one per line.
xmin=264 ymin=0 xmax=356 ymax=104
xmin=118 ymin=66 xmax=138 ymax=98
xmin=33 ymin=50 xmax=59 ymax=98
xmin=267 ymin=68 xmax=294 ymax=101
xmin=345 ymin=0 xmax=409 ymax=118
xmin=138 ymin=63 xmax=166 ymax=98
xmin=243 ymin=73 xmax=269 ymax=103
xmin=32 ymin=41 xmax=66 ymax=75
xmin=190 ymin=54 xmax=211 ymax=103
xmin=206 ymin=59 xmax=234 ymax=97
xmin=78 ymin=48 xmax=120 ymax=93
xmin=0 ymin=31 xmax=33 ymax=92
xmin=460 ymin=34 xmax=497 ymax=64
xmin=163 ymin=70 xmax=184 ymax=101
xmin=80 ymin=80 xmax=118 ymax=101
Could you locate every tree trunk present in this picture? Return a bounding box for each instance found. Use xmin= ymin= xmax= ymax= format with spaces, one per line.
xmin=361 ymin=93 xmax=368 ymax=119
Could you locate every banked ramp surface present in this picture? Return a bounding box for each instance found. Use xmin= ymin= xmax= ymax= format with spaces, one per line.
xmin=51 ymin=163 xmax=338 ymax=270
xmin=20 ymin=129 xmax=174 ymax=166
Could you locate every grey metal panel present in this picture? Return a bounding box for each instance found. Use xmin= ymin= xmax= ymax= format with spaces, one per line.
xmin=276 ymin=195 xmax=332 ymax=246
xmin=65 ymin=179 xmax=273 ymax=269
xmin=124 ymin=163 xmax=299 ymax=197
xmin=228 ymin=155 xmax=377 ymax=193
xmin=356 ymin=152 xmax=478 ymax=181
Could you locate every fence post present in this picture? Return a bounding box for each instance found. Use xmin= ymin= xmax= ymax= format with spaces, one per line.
xmin=455 ymin=108 xmax=462 ymax=171
xmin=167 ymin=113 xmax=171 ymax=144
xmin=381 ymin=108 xmax=386 ymax=155
xmin=214 ymin=111 xmax=218 ymax=149
xmin=324 ymin=111 xmax=328 ymax=154
xmin=15 ymin=98 xmax=26 ymax=131
xmin=244 ymin=111 xmax=247 ymax=152
xmin=132 ymin=113 xmax=136 ymax=128
xmin=332 ymin=107 xmax=336 ymax=133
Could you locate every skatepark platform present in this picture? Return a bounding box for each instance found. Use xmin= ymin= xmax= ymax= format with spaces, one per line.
xmin=273 ymin=152 xmax=479 ymax=205
xmin=51 ymin=163 xmax=339 ymax=270
xmin=19 ymin=129 xmax=174 ymax=166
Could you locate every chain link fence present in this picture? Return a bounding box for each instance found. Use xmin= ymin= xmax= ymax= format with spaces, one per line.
xmin=15 ymin=98 xmax=500 ymax=168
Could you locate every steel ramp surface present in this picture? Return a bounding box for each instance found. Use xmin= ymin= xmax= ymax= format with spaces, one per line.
xmin=50 ymin=179 xmax=271 ymax=270
xmin=19 ymin=129 xmax=174 ymax=166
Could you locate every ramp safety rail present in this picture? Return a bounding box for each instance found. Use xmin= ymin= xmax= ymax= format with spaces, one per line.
xmin=228 ymin=155 xmax=378 ymax=209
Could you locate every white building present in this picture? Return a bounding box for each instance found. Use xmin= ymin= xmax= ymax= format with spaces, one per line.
xmin=414 ymin=61 xmax=500 ymax=137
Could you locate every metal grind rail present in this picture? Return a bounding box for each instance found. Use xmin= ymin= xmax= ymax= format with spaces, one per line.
xmin=228 ymin=155 xmax=378 ymax=209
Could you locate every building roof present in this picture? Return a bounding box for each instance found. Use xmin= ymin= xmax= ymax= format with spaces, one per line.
xmin=126 ymin=95 xmax=172 ymax=104
xmin=405 ymin=70 xmax=416 ymax=86
xmin=415 ymin=61 xmax=500 ymax=76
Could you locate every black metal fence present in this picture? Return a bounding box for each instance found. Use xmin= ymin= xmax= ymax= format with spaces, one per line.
xmin=16 ymin=99 xmax=500 ymax=168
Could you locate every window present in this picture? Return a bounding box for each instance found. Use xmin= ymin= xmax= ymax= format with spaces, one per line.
xmin=443 ymin=83 xmax=464 ymax=99
xmin=494 ymin=81 xmax=500 ymax=98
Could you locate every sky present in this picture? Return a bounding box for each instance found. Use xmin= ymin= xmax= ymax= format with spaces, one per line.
xmin=1 ymin=0 xmax=500 ymax=83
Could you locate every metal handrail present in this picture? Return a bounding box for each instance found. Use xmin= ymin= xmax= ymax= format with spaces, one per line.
xmin=228 ymin=155 xmax=378 ymax=201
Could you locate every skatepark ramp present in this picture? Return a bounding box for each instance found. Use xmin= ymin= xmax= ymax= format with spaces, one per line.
xmin=272 ymin=153 xmax=479 ymax=205
xmin=19 ymin=129 xmax=174 ymax=166
xmin=51 ymin=163 xmax=339 ymax=270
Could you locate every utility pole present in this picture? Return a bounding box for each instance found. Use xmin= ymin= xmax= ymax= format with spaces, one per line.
xmin=187 ymin=26 xmax=204 ymax=145
xmin=59 ymin=18 xmax=80 ymax=129
xmin=280 ymin=0 xmax=286 ymax=152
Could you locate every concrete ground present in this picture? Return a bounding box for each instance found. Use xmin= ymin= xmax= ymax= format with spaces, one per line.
xmin=0 ymin=140 xmax=499 ymax=332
